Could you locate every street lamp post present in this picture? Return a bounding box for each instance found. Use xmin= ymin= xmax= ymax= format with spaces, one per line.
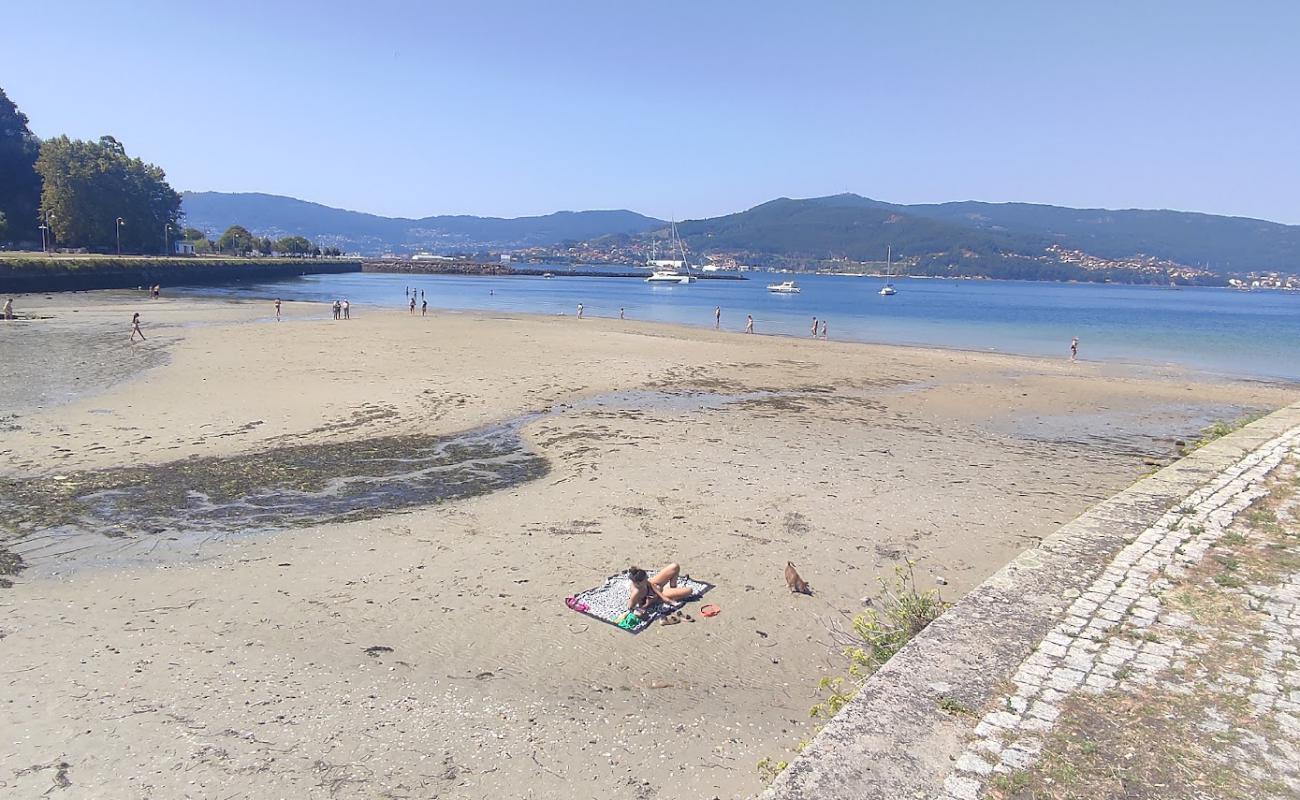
xmin=39 ymin=224 xmax=47 ymax=253
xmin=116 ymin=217 xmax=125 ymax=255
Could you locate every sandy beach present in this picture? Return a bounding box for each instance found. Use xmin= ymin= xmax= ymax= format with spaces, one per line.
xmin=2 ymin=292 xmax=1295 ymax=799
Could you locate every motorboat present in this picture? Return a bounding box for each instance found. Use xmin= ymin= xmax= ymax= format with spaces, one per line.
xmin=767 ymin=280 xmax=801 ymax=294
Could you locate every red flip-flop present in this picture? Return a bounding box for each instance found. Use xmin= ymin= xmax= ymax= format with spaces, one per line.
xmin=700 ymin=604 xmax=721 ymax=617
xmin=565 ymin=596 xmax=589 ymax=612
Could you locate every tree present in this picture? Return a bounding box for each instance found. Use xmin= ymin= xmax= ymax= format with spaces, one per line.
xmin=0 ymin=211 xmax=7 ymax=240
xmin=275 ymin=235 xmax=313 ymax=256
xmin=35 ymin=135 xmax=182 ymax=253
xmin=0 ymin=87 xmax=42 ymax=245
xmin=257 ymin=237 xmax=272 ymax=255
xmin=217 ymin=224 xmax=257 ymax=254
xmin=182 ymin=227 xmax=206 ymax=241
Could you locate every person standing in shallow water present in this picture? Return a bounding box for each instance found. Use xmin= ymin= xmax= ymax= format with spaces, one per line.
xmin=274 ymin=298 xmax=281 ymax=321
xmin=746 ymin=314 xmax=754 ymax=334
xmin=619 ymin=307 xmax=625 ymax=320
xmin=1070 ymin=336 xmax=1079 ymax=362
xmin=409 ymin=296 xmax=416 ymax=314
xmin=130 ymin=312 xmax=145 ymax=342
xmin=820 ymin=320 xmax=828 ymax=340
xmin=421 ymin=299 xmax=427 ymax=316
xmin=714 ymin=306 xmax=721 ymax=329
xmin=810 ymin=316 xmax=818 ymax=337
xmin=577 ymin=303 xmax=584 ymax=318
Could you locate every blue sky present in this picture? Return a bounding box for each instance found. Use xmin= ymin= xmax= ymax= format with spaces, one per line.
xmin=3 ymin=1 xmax=1297 ymax=223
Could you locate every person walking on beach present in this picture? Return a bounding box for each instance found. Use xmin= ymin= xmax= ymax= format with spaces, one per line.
xmin=3 ymin=298 xmax=13 ymax=320
xmin=421 ymin=299 xmax=428 ymax=316
xmin=342 ymin=299 xmax=351 ymax=320
xmin=274 ymin=298 xmax=282 ymax=321
xmin=577 ymin=303 xmax=584 ymax=318
xmin=130 ymin=312 xmax=145 ymax=342
xmin=409 ymin=296 xmax=416 ymax=314
xmin=746 ymin=314 xmax=754 ymax=334
xmin=810 ymin=317 xmax=818 ymax=337
xmin=619 ymin=307 xmax=625 ymax=320
xmin=1070 ymin=336 xmax=1079 ymax=362
xmin=820 ymin=320 xmax=828 ymax=340
xmin=714 ymin=306 xmax=721 ymax=330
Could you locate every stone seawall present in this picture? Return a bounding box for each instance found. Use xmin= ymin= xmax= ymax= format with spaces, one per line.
xmin=0 ymin=258 xmax=361 ymax=293
xmin=762 ymin=401 xmax=1300 ymax=799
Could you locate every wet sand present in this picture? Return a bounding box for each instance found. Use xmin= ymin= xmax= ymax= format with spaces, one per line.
xmin=1 ymin=292 xmax=1295 ymax=798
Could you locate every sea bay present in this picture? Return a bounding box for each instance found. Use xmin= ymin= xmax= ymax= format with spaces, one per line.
xmin=177 ymin=271 xmax=1300 ymax=381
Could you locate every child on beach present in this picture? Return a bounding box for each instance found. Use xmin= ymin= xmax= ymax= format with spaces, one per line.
xmin=3 ymin=298 xmax=13 ymax=320
xmin=274 ymin=298 xmax=281 ymax=321
xmin=820 ymin=321 xmax=828 ymax=339
xmin=1070 ymin=336 xmax=1079 ymax=362
xmin=421 ymin=299 xmax=428 ymax=316
xmin=746 ymin=315 xmax=754 ymax=334
xmin=577 ymin=303 xmax=584 ymax=318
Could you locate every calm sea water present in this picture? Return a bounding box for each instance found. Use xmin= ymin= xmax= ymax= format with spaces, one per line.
xmin=174 ymin=271 xmax=1300 ymax=381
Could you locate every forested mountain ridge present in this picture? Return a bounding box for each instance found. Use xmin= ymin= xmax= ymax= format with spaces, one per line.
xmin=181 ymin=192 xmax=662 ymax=254
xmin=670 ymin=194 xmax=1300 ymax=277
xmin=179 ymin=190 xmax=1300 ymax=279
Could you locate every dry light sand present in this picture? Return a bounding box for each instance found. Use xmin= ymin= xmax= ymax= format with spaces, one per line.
xmin=1 ymin=292 xmax=1295 ymax=799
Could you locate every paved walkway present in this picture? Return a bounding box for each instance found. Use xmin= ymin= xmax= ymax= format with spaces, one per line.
xmin=945 ymin=427 xmax=1300 ymax=799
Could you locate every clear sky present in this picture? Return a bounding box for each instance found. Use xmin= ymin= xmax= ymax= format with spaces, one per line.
xmin=3 ymin=1 xmax=1297 ymax=223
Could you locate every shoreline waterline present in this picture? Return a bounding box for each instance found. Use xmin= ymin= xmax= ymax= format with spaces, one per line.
xmin=164 ymin=271 xmax=1300 ymax=383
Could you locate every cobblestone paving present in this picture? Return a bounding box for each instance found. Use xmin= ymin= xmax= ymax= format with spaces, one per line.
xmin=941 ymin=426 xmax=1300 ymax=800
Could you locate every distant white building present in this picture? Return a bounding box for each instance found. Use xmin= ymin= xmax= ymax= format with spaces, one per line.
xmin=174 ymin=241 xmax=195 ymax=255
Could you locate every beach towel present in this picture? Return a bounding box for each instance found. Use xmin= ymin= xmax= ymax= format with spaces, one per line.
xmin=569 ymin=572 xmax=714 ymax=634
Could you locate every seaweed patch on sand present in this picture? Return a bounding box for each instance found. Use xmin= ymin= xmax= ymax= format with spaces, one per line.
xmin=0 ymin=423 xmax=548 ymax=579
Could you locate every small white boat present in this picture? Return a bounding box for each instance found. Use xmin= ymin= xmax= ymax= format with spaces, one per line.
xmin=879 ymin=245 xmax=898 ymax=296
xmin=646 ymin=270 xmax=695 ymax=284
xmin=644 ymin=220 xmax=696 ymax=284
xmin=767 ymin=280 xmax=801 ymax=294
xmin=542 ymin=272 xmax=554 ymax=279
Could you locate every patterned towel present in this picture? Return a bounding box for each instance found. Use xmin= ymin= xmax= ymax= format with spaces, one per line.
xmin=570 ymin=572 xmax=714 ymax=634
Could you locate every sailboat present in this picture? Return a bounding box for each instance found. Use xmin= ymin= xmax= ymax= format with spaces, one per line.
xmin=645 ymin=220 xmax=697 ymax=284
xmin=879 ymin=245 xmax=897 ymax=296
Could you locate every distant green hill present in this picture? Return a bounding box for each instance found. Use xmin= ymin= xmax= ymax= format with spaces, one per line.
xmin=674 ymin=194 xmax=1300 ymax=277
xmin=181 ymin=192 xmax=663 ymax=254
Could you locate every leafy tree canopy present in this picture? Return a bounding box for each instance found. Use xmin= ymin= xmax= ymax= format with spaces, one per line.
xmin=275 ymin=235 xmax=314 ymax=255
xmin=0 ymin=86 xmax=42 ymax=244
xmin=217 ymin=224 xmax=257 ymax=254
xmin=36 ymin=135 xmax=182 ymax=253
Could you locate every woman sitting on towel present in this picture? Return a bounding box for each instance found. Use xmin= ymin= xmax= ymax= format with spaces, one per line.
xmin=627 ymin=564 xmax=693 ymax=616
